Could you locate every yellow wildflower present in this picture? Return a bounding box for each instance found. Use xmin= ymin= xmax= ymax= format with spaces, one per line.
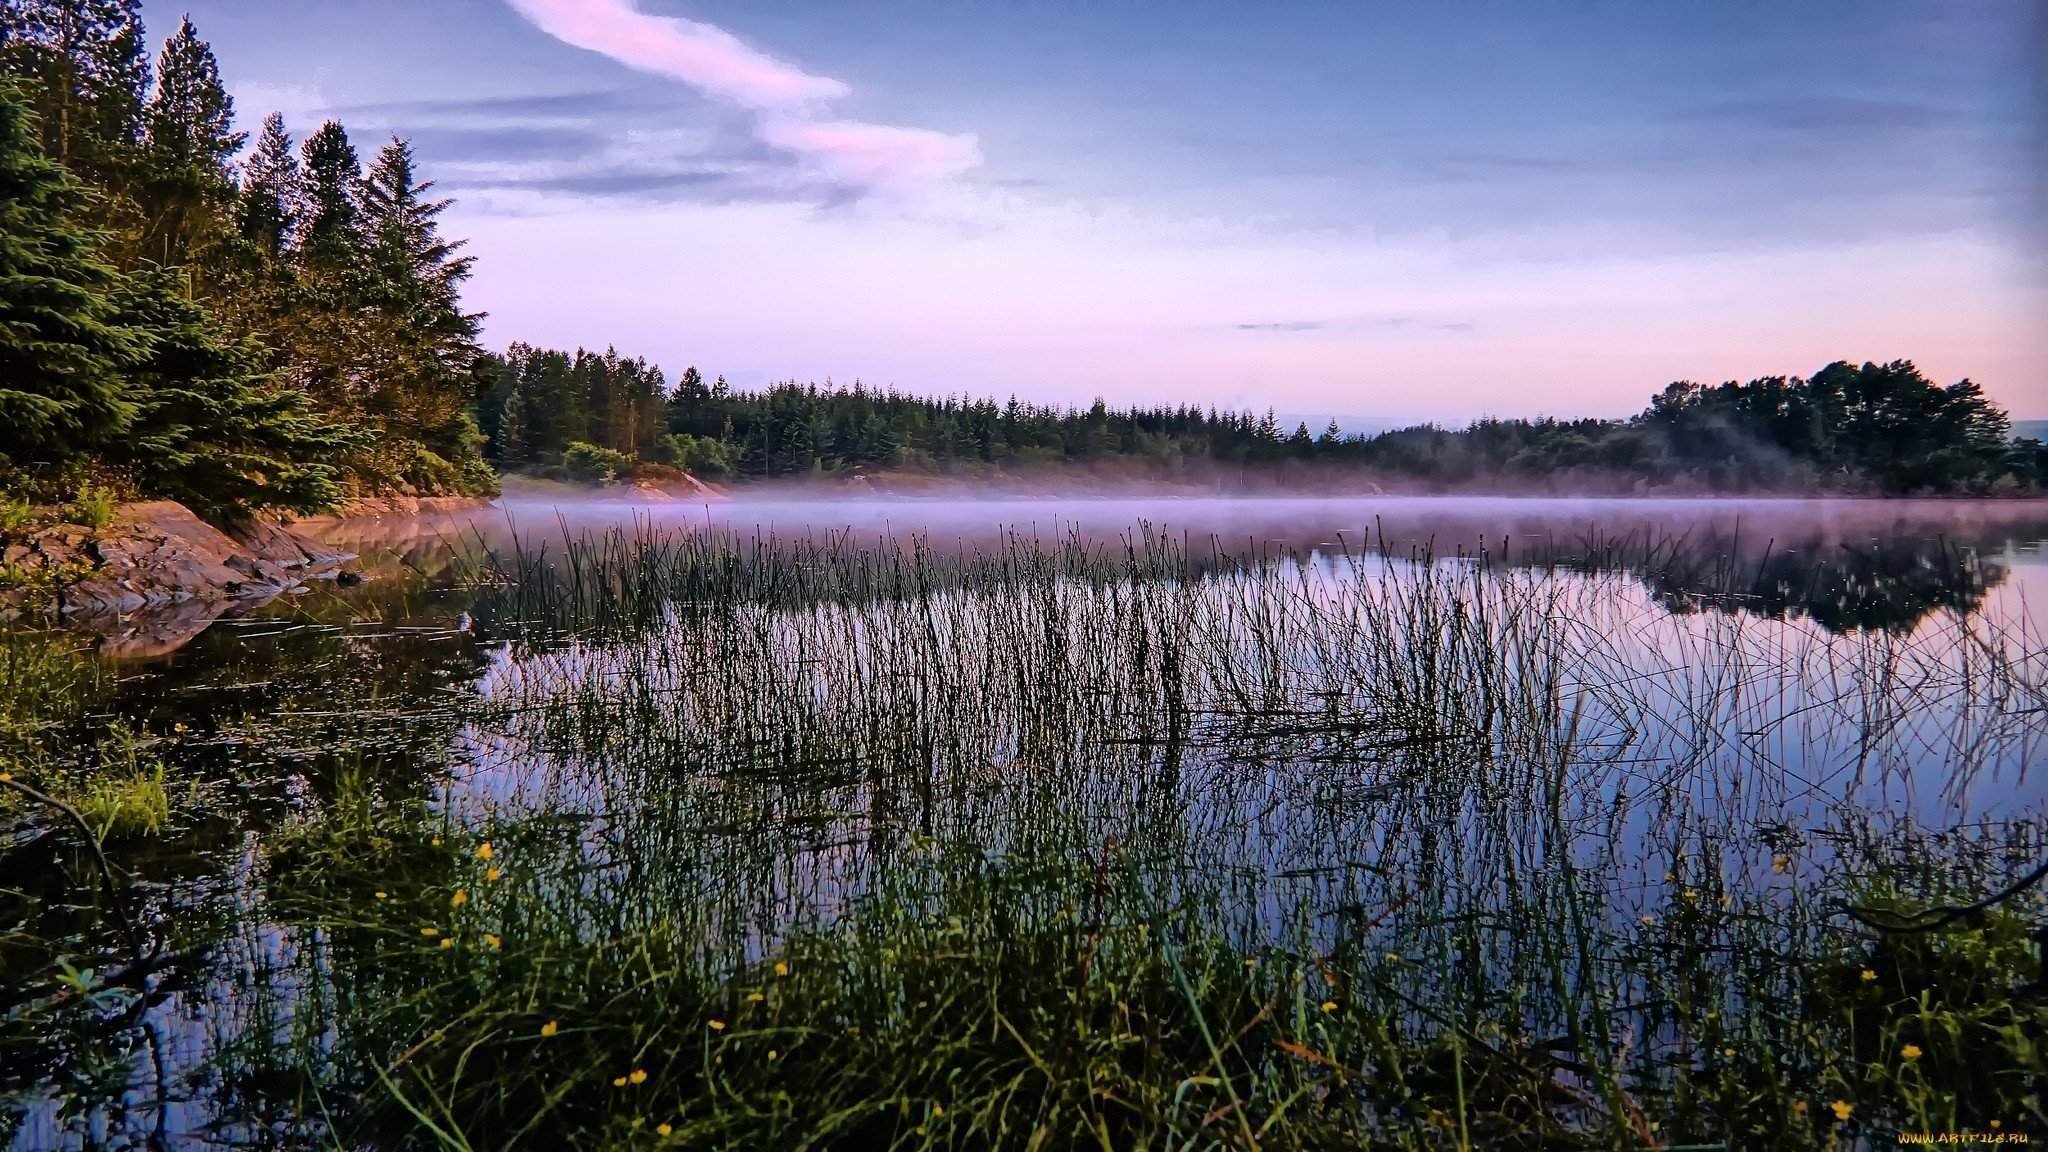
xmin=420 ymin=926 xmax=439 ymax=937
xmin=449 ymin=889 xmax=467 ymax=907
xmin=1901 ymin=1044 xmax=1922 ymax=1061
xmin=540 ymin=1020 xmax=558 ymax=1037
xmin=768 ymin=1049 xmax=778 ymax=1060
xmin=1319 ymin=1000 xmax=1338 ymax=1014
xmin=708 ymin=1019 xmax=726 ymax=1031
xmin=656 ymin=1124 xmax=672 ymax=1137
xmin=1831 ymin=1099 xmax=1853 ymax=1122
xmin=483 ymin=933 xmax=501 ymax=949
xmin=1772 ymin=854 xmax=1791 ymax=873
xmin=430 ymin=837 xmax=441 ymax=847
xmin=747 ymin=991 xmax=765 ymax=1002
xmin=477 ymin=842 xmax=495 ymax=861
xmin=773 ymin=960 xmax=789 ymax=977
xmin=439 ymin=937 xmax=454 ymax=950
xmin=613 ymin=1076 xmax=627 ymax=1087
xmin=628 ymin=1069 xmax=648 ymax=1085
xmin=374 ymin=891 xmax=388 ymax=900
xmin=1859 ymin=968 xmax=1877 ymax=983
xmin=485 ymin=867 xmax=502 ymax=882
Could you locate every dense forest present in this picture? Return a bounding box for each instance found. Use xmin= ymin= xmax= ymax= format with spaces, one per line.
xmin=3 ymin=3 xmax=2044 ymax=523
xmin=1 ymin=1 xmax=491 ymax=520
xmin=480 ymin=348 xmax=2046 ymax=495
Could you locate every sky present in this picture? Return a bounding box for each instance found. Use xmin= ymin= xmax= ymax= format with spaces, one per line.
xmin=179 ymin=0 xmax=2045 ymax=421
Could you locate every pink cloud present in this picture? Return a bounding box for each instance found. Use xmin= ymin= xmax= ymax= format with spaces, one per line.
xmin=759 ymin=117 xmax=982 ymax=189
xmin=504 ymin=0 xmax=980 ymax=196
xmin=505 ymin=0 xmax=846 ymax=109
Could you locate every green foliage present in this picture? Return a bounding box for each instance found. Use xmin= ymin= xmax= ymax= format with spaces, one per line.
xmin=294 ymin=119 xmax=359 ymax=273
xmin=232 ymin=111 xmax=295 ymax=258
xmin=658 ymin=432 xmax=736 ymax=479
xmin=66 ymin=480 xmax=115 ymax=530
xmin=0 ymin=630 xmax=101 ymax=749
xmin=484 ymin=343 xmax=668 ymax=469
xmin=112 ymin=269 xmax=351 ymax=519
xmin=70 ymin=761 xmax=169 ymax=840
xmin=134 ymin=14 xmax=240 ymax=267
xmin=560 ymin=441 xmax=636 ymax=484
xmin=0 ymin=0 xmax=149 ymax=195
xmin=0 ymin=10 xmax=498 ymax=519
xmin=0 ymin=495 xmax=33 ymax=536
xmin=0 ymin=89 xmax=145 ymax=477
xmin=633 ymin=360 xmax=2038 ymax=492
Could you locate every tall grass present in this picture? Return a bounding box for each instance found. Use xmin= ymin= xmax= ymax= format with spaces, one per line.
xmin=4 ymin=521 xmax=2044 ymax=1148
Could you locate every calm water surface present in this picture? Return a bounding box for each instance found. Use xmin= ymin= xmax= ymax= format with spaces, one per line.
xmin=5 ymin=496 xmax=2046 ymax=1147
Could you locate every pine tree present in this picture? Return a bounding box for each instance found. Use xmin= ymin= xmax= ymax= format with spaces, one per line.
xmin=295 ymin=119 xmax=360 ymax=271
xmin=235 ymin=112 xmax=299 ymax=257
xmin=0 ymin=89 xmax=145 ymax=477
xmin=113 ymin=269 xmax=349 ymax=519
xmin=355 ymin=136 xmax=488 ymax=489
xmin=496 ymin=378 xmax=528 ymax=465
xmin=0 ymin=0 xmax=148 ymax=188
xmin=137 ymin=15 xmax=241 ymax=266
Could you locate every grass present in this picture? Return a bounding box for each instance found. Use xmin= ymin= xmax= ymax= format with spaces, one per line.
xmin=69 ymin=763 xmax=172 ymax=841
xmin=0 ymin=495 xmax=32 ymax=538
xmin=2 ymin=520 xmax=2045 ymax=1148
xmin=67 ymin=482 xmax=117 ymax=534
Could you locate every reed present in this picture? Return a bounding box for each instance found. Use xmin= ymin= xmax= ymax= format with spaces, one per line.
xmin=1 ymin=521 xmax=2042 ymax=1148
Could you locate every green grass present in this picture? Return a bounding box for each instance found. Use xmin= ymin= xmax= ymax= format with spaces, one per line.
xmin=67 ymin=482 xmax=117 ymax=534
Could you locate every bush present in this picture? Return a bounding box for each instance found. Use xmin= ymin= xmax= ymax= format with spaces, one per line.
xmin=658 ymin=433 xmax=737 ymax=480
xmin=561 ymin=442 xmax=636 ymax=485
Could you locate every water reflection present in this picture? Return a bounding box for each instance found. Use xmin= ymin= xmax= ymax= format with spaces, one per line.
xmin=3 ymin=498 xmax=2045 ymax=1146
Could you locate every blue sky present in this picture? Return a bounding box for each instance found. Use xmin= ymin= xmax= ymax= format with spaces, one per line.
xmin=181 ymin=0 xmax=2043 ymax=419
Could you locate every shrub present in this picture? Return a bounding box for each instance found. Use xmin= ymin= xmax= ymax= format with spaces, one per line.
xmin=561 ymin=442 xmax=636 ymax=485
xmin=659 ymin=433 xmax=736 ymax=480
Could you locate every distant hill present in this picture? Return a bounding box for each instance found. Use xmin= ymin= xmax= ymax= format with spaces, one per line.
xmin=2014 ymin=419 xmax=2048 ymax=442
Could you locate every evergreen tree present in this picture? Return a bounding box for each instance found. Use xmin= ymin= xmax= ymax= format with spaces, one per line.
xmin=0 ymin=0 xmax=147 ymax=189
xmin=0 ymin=89 xmax=144 ymax=477
xmin=496 ymin=377 xmax=528 ymax=465
xmin=113 ymin=269 xmax=350 ymax=519
xmin=235 ymin=112 xmax=298 ymax=257
xmin=295 ymin=119 xmax=360 ymax=271
xmin=354 ymin=136 xmax=487 ymax=488
xmin=137 ymin=14 xmax=240 ymax=265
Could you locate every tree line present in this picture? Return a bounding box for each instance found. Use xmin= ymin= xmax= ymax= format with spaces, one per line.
xmin=474 ymin=346 xmax=2044 ymax=495
xmin=1 ymin=1 xmax=491 ymax=521
xmin=4 ymin=3 xmax=2041 ymax=521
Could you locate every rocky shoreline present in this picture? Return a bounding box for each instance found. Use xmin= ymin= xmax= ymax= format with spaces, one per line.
xmin=0 ymin=497 xmax=499 ymax=656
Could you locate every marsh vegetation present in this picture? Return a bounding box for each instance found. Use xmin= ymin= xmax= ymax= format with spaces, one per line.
xmin=1 ymin=499 xmax=2045 ymax=1149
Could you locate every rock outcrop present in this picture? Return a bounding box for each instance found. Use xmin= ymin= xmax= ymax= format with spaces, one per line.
xmin=3 ymin=501 xmax=356 ymax=621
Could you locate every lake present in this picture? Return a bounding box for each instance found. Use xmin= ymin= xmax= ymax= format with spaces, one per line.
xmin=3 ymin=496 xmax=2045 ymax=1148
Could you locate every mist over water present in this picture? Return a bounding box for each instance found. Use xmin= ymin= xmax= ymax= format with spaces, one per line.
xmin=313 ymin=493 xmax=2048 ymax=636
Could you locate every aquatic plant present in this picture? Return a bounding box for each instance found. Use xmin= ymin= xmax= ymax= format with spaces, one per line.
xmin=1 ymin=522 xmax=2043 ymax=1148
